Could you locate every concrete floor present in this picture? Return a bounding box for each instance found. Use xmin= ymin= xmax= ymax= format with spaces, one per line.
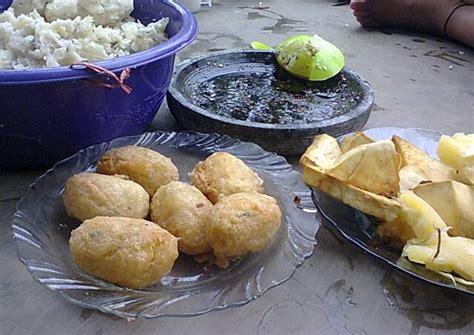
xmin=170 ymin=0 xmax=474 ymax=135
xmin=1 ymin=1 xmax=473 ymax=335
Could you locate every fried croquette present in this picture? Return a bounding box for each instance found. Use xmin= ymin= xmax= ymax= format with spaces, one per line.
xmin=97 ymin=146 xmax=179 ymax=196
xmin=207 ymin=192 xmax=281 ymax=268
xmin=62 ymin=173 xmax=149 ymax=221
xmin=191 ymin=152 xmax=264 ymax=203
xmin=151 ymin=181 xmax=213 ymax=255
xmin=69 ymin=216 xmax=179 ymax=289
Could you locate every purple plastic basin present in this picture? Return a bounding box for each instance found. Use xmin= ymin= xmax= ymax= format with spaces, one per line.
xmin=0 ymin=0 xmax=198 ymax=169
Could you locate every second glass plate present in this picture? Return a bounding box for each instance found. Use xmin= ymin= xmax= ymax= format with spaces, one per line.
xmin=312 ymin=127 xmax=474 ymax=296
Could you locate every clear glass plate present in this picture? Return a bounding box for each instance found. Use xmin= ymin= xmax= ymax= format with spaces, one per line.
xmin=12 ymin=131 xmax=320 ymax=319
xmin=312 ymin=127 xmax=473 ymax=295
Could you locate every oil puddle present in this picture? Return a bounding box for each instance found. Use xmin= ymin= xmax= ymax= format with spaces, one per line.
xmin=177 ymin=32 xmax=246 ymax=60
xmin=424 ymin=50 xmax=470 ymax=66
xmin=257 ymin=300 xmax=331 ymax=335
xmin=80 ymin=308 xmax=95 ymax=322
xmin=240 ymin=5 xmax=310 ymax=34
xmin=380 ymin=272 xmax=474 ymax=334
xmin=332 ymin=0 xmax=350 ymax=6
xmin=247 ymin=12 xmax=265 ymax=20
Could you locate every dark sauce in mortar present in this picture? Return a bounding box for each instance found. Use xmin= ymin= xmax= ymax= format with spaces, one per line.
xmin=190 ymin=67 xmax=362 ymax=125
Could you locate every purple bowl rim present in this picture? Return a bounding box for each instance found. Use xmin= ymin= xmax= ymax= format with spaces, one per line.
xmin=0 ymin=0 xmax=198 ymax=84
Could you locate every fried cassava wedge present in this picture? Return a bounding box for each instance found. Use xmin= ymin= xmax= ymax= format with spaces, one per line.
xmin=392 ymin=135 xmax=461 ymax=191
xmin=376 ymin=217 xmax=414 ymax=250
xmin=400 ymin=191 xmax=474 ymax=281
xmin=299 ymin=134 xmax=341 ymax=169
xmin=340 ymin=131 xmax=374 ymax=153
xmin=300 ymin=135 xmax=401 ymax=221
xmin=303 ymin=165 xmax=401 ymax=221
xmin=414 ymin=181 xmax=474 ymax=239
xmin=438 ymin=133 xmax=474 ymax=185
xmin=328 ymin=140 xmax=401 ymax=197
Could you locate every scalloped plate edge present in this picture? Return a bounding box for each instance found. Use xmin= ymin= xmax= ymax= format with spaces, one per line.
xmin=11 ymin=130 xmax=320 ymax=318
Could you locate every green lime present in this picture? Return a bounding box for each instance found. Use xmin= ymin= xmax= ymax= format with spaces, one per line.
xmin=274 ymin=35 xmax=345 ymax=81
xmin=250 ymin=41 xmax=273 ymax=50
